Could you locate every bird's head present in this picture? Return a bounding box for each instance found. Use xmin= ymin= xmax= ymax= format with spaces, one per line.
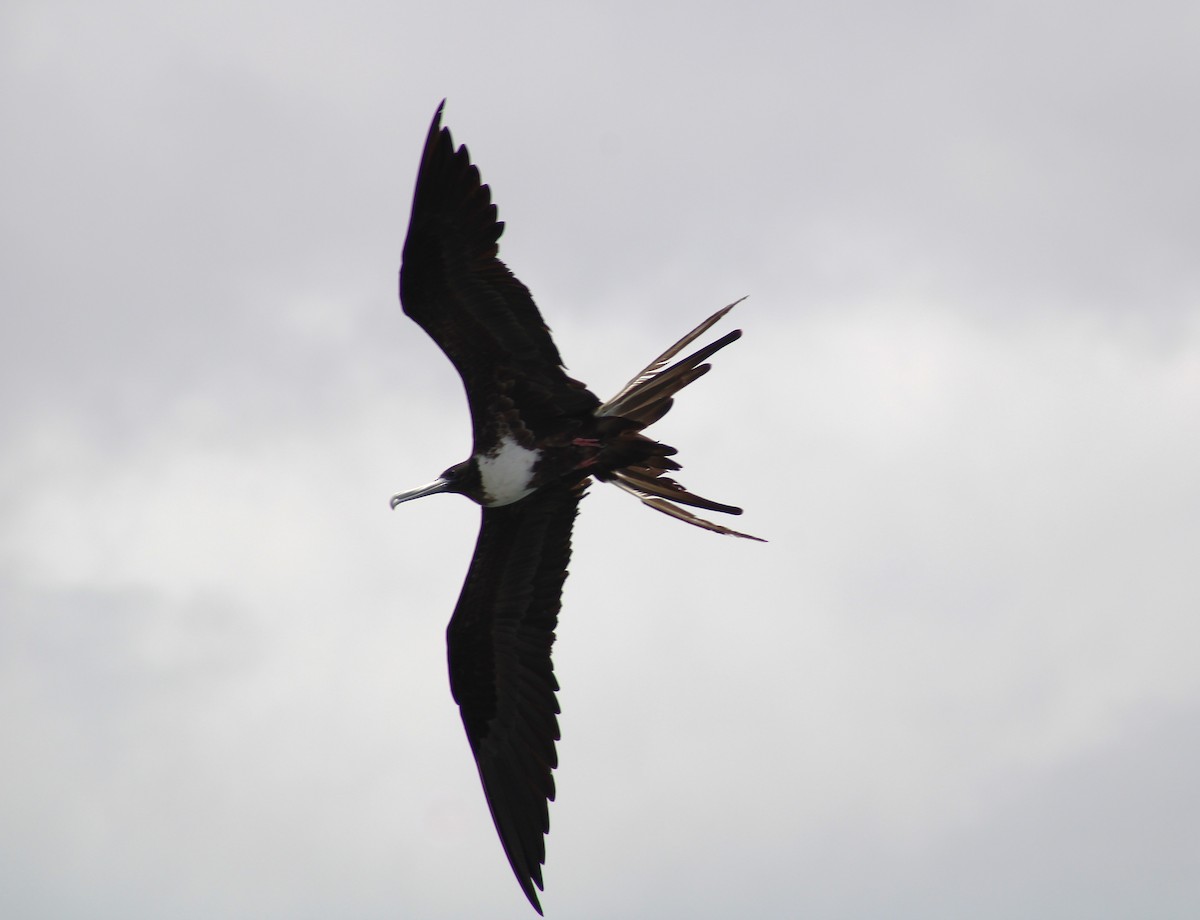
xmin=389 ymin=459 xmax=481 ymax=509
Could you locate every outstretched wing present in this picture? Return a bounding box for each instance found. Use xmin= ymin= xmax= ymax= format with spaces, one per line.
xmin=446 ymin=482 xmax=584 ymax=914
xmin=399 ymin=102 xmax=598 ymax=440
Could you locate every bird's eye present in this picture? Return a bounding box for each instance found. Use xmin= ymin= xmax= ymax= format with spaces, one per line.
xmin=441 ymin=466 xmax=460 ymax=481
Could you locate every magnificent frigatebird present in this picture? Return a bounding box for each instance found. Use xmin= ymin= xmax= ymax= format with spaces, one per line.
xmin=391 ymin=102 xmax=762 ymax=914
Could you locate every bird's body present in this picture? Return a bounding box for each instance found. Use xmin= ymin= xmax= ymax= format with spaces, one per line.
xmin=392 ymin=102 xmax=760 ymax=913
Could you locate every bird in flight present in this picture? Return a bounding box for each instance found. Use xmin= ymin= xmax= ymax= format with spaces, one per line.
xmin=391 ymin=101 xmax=762 ymax=913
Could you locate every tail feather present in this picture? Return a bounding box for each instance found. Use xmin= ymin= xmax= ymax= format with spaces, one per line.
xmin=610 ymin=466 xmax=743 ymax=515
xmin=600 ymin=353 xmax=717 ymax=425
xmin=608 ymin=474 xmax=766 ymax=542
xmin=597 ymin=298 xmax=765 ymax=542
xmin=597 ymin=298 xmax=746 ymax=421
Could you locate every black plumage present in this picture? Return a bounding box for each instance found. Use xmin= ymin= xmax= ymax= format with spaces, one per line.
xmin=392 ymin=101 xmax=761 ymax=914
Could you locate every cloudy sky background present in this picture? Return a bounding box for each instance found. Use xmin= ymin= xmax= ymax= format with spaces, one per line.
xmin=3 ymin=1 xmax=1199 ymax=917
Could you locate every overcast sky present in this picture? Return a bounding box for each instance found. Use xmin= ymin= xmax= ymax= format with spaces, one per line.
xmin=3 ymin=1 xmax=1199 ymax=917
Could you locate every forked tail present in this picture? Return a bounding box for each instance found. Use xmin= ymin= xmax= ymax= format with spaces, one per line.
xmin=596 ymin=298 xmax=765 ymax=542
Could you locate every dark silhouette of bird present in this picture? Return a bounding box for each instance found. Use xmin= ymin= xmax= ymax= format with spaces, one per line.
xmin=391 ymin=101 xmax=762 ymax=914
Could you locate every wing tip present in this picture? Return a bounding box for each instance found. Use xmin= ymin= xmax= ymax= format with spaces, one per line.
xmin=521 ymin=877 xmax=546 ymax=915
xmin=426 ymin=99 xmax=447 ymax=145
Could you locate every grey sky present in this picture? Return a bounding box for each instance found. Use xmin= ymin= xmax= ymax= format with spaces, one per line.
xmin=3 ymin=1 xmax=1199 ymax=917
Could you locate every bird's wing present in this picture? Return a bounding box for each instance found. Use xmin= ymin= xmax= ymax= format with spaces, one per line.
xmin=446 ymin=482 xmax=584 ymax=915
xmin=399 ymin=102 xmax=598 ymax=439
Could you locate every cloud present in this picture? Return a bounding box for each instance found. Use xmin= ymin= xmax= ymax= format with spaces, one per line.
xmin=2 ymin=2 xmax=1198 ymax=917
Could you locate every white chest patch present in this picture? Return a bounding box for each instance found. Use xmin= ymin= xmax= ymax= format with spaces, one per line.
xmin=477 ymin=436 xmax=540 ymax=506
